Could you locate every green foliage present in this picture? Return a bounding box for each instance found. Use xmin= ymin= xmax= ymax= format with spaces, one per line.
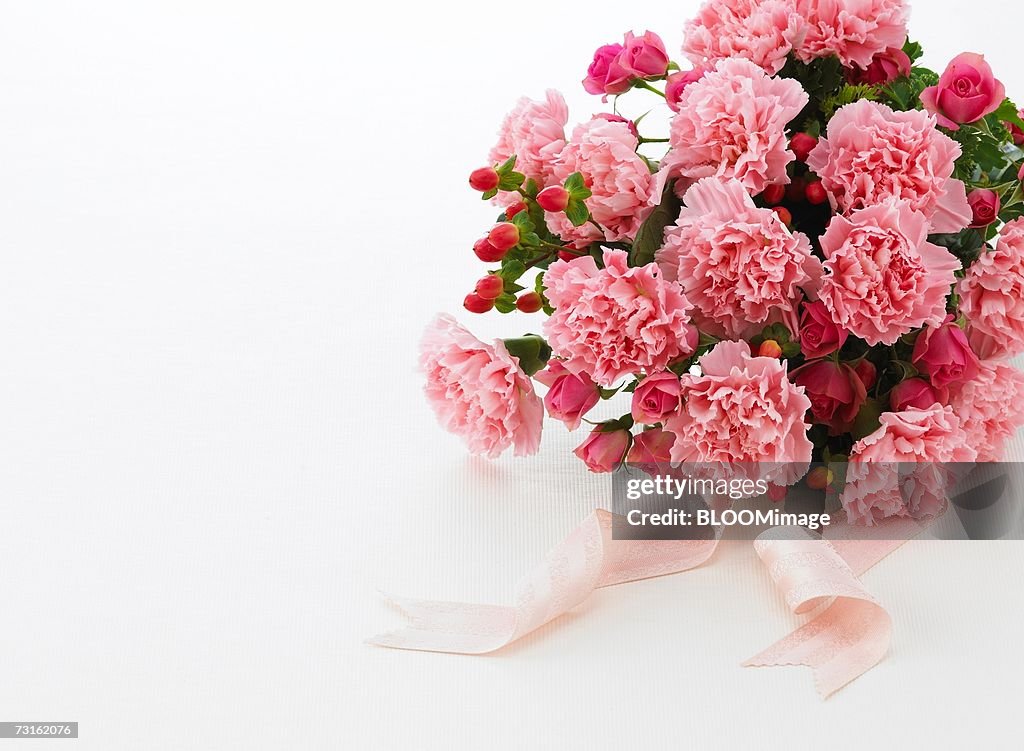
xmin=929 ymin=229 xmax=985 ymax=269
xmin=778 ymin=54 xmax=844 ymax=126
xmin=565 ymin=199 xmax=590 ymax=227
xmin=902 ymin=38 xmax=924 ymax=64
xmin=501 ymin=335 xmax=552 ymax=376
xmin=822 ymin=84 xmax=878 ymax=117
xmin=630 ymin=180 xmax=681 ymax=267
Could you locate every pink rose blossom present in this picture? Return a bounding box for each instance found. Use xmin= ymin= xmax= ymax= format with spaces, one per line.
xmin=1006 ymin=110 xmax=1024 ymax=146
xmin=664 ymin=69 xmax=706 ymax=112
xmin=583 ymin=44 xmax=631 ymax=97
xmin=534 ymin=360 xmax=601 ymax=430
xmin=546 ymin=117 xmax=656 ymax=245
xmin=921 ymin=53 xmax=1006 ymax=131
xmin=660 ymin=58 xmax=809 ymax=195
xmin=575 ymin=426 xmax=631 ymax=473
xmin=799 ymin=299 xmax=849 ymax=359
xmin=543 ymin=250 xmax=695 ymax=387
xmin=420 ymin=315 xmax=543 ymax=458
xmin=959 ymin=219 xmax=1024 ymax=360
xmin=806 ymin=100 xmax=972 ymax=234
xmin=843 ymin=405 xmax=976 ymax=526
xmin=890 ymin=378 xmax=942 ymax=412
xmin=657 ymin=177 xmax=821 ymax=339
xmin=847 ymin=46 xmax=912 ymax=86
xmin=682 ymin=0 xmax=804 ymax=76
xmin=632 ymin=372 xmax=683 ymax=424
xmin=628 ymin=427 xmax=676 ymax=466
xmin=967 ymin=188 xmax=1000 ymax=228
xmin=792 ymin=360 xmax=866 ymax=434
xmin=951 ymin=360 xmax=1024 ymax=462
xmin=794 ymin=0 xmax=909 ymax=69
xmin=666 ymin=341 xmax=814 ymax=471
xmin=488 ymin=91 xmax=568 ymax=205
xmin=619 ymin=31 xmax=670 ymax=77
xmin=818 ymin=200 xmax=961 ymax=346
xmin=911 ymin=317 xmax=980 ymax=389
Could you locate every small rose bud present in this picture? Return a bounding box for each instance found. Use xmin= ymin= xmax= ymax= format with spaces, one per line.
xmin=475 ymin=275 xmax=504 ymax=300
xmin=806 ymin=466 xmax=833 ymax=491
xmin=665 ymin=69 xmax=705 ymax=112
xmin=890 ymin=378 xmax=941 ymax=412
xmin=505 ymin=201 xmax=527 ymax=219
xmin=473 ymin=237 xmax=508 ymax=263
xmin=772 ymin=206 xmax=793 ymax=227
xmin=558 ymin=249 xmax=580 ymax=262
xmin=853 ymin=359 xmax=878 ymax=391
xmin=488 ymin=222 xmax=520 ymax=251
xmin=516 ymin=292 xmax=543 ymax=313
xmin=463 ymin=292 xmax=494 ymax=314
xmin=967 ymin=188 xmax=1000 ymax=228
xmin=469 ymin=167 xmax=499 ymax=193
xmin=758 ymin=340 xmax=784 ymax=359
xmin=762 ymin=184 xmax=786 ymax=206
xmin=805 ymin=181 xmax=829 ymax=205
xmin=790 ymin=132 xmax=818 ymax=162
xmin=537 ymin=185 xmax=570 ymax=212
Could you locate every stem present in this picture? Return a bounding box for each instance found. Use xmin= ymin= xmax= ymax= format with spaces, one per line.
xmin=638 ymin=137 xmax=670 ymax=144
xmin=635 ymin=80 xmax=666 ymax=99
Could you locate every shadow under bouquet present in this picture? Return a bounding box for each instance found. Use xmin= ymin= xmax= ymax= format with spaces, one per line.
xmin=421 ymin=0 xmax=1024 ymax=527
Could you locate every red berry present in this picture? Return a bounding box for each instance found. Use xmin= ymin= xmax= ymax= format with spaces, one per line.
xmin=473 ymin=237 xmax=507 ymax=263
xmin=758 ymin=340 xmax=783 ymax=359
xmin=558 ymin=250 xmax=580 ymax=262
xmin=805 ymin=181 xmax=829 ymax=205
xmin=516 ymin=292 xmax=543 ymax=313
xmin=790 ymin=132 xmax=818 ymax=162
xmin=463 ymin=293 xmax=494 ymax=314
xmin=772 ymin=206 xmax=793 ymax=227
xmin=767 ymin=484 xmax=788 ymax=503
xmin=762 ymin=184 xmax=786 ymax=205
xmin=785 ymin=177 xmax=807 ymax=203
xmin=505 ymin=201 xmax=527 ymax=219
xmin=854 ymin=359 xmax=878 ymax=391
xmin=537 ymin=185 xmax=570 ymax=212
xmin=469 ymin=167 xmax=499 ymax=192
xmin=806 ymin=467 xmax=833 ymax=491
xmin=475 ymin=275 xmax=504 ymax=300
xmin=488 ymin=222 xmax=520 ymax=251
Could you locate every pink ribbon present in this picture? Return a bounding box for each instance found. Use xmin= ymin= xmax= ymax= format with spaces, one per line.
xmin=370 ymin=511 xmax=911 ymax=697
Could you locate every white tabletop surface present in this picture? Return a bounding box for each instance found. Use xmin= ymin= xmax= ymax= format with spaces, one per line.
xmin=2 ymin=1 xmax=1023 ymax=748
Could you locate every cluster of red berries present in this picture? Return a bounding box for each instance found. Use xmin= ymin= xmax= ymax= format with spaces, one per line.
xmin=761 ymin=133 xmax=830 ymax=218
xmin=464 ymin=280 xmax=543 ymax=315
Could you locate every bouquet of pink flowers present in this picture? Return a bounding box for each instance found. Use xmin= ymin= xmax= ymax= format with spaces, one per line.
xmin=421 ymin=0 xmax=1024 ymax=523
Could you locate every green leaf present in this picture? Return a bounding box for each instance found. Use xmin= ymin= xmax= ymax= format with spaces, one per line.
xmin=502 ymin=335 xmax=552 ymax=376
xmin=565 ymin=198 xmax=590 ymax=227
xmin=564 ymin=172 xmax=587 ymax=195
xmin=481 ymin=188 xmax=498 ymax=201
xmin=499 ymin=259 xmax=527 ymax=283
xmin=496 ymin=155 xmax=517 ymax=174
xmin=991 ymin=98 xmax=1024 ymax=131
xmin=903 ymin=38 xmax=924 ymax=64
xmin=498 ymin=171 xmax=526 ymax=192
xmin=630 ymin=180 xmax=681 ymax=267
xmin=851 ymin=399 xmax=884 ymax=441
xmin=493 ymin=293 xmax=518 ymax=314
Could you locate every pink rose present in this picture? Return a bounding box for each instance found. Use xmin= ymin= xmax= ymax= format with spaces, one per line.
xmin=627 ymin=427 xmax=676 ymax=466
xmin=420 ymin=315 xmax=543 ymax=458
xmin=854 ymin=359 xmax=878 ymax=391
xmin=545 ymin=117 xmax=655 ymax=245
xmin=667 ymin=341 xmax=813 ymax=479
xmin=847 ymin=46 xmax=912 ymax=86
xmin=890 ymin=378 xmax=941 ymax=412
xmin=921 ymin=53 xmax=1006 ymax=131
xmin=657 ymin=177 xmax=821 ymax=339
xmin=660 ymin=58 xmax=809 ymax=195
xmin=967 ymin=188 xmax=1000 ymax=228
xmin=794 ymin=0 xmax=909 ymax=69
xmin=959 ymin=219 xmax=1024 ymax=359
xmin=1006 ymin=110 xmax=1024 ymax=146
xmin=632 ymin=372 xmax=683 ymax=424
xmin=807 ymin=100 xmax=972 ymax=234
xmin=664 ymin=69 xmax=705 ymax=113
xmin=799 ymin=299 xmax=848 ymax=359
xmin=543 ymin=250 xmax=695 ymax=387
xmin=488 ymin=90 xmax=568 ymax=206
xmin=619 ymin=31 xmax=669 ymax=77
xmin=792 ymin=360 xmax=867 ymax=434
xmin=682 ymin=0 xmax=804 ymax=76
xmin=583 ymin=44 xmax=631 ymax=97
xmin=574 ymin=426 xmax=631 ymax=473
xmin=951 ymin=360 xmax=1024 ymax=462
xmin=911 ymin=317 xmax=980 ymax=389
xmin=818 ymin=200 xmax=961 ymax=346
xmin=534 ymin=360 xmax=601 ymax=431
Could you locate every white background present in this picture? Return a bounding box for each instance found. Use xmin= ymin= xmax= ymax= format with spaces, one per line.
xmin=2 ymin=1 xmax=1023 ymax=749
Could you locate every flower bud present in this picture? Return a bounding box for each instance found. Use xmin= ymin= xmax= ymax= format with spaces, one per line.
xmin=473 ymin=237 xmax=508 ymax=263
xmin=762 ymin=184 xmax=786 ymax=206
xmin=890 ymin=378 xmax=941 ymax=412
xmin=967 ymin=189 xmax=1000 ymax=228
xmin=488 ymin=222 xmax=520 ymax=251
xmin=469 ymin=167 xmax=499 ymax=192
xmin=463 ymin=293 xmax=494 ymax=314
xmin=537 ymin=185 xmax=570 ymax=212
xmin=853 ymin=359 xmax=878 ymax=391
xmin=516 ymin=292 xmax=543 ymax=313
xmin=574 ymin=426 xmax=631 ymax=473
xmin=505 ymin=201 xmax=527 ymax=219
xmin=772 ymin=206 xmax=793 ymax=227
xmin=758 ymin=340 xmax=784 ymax=359
xmin=475 ymin=275 xmax=504 ymax=300
xmin=790 ymin=132 xmax=818 ymax=162
xmin=805 ymin=181 xmax=829 ymax=205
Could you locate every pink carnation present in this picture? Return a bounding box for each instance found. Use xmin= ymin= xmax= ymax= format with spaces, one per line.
xmin=818 ymin=200 xmax=960 ymax=346
xmin=843 ymin=405 xmax=976 ymax=525
xmin=950 ymin=360 xmax=1024 ymax=462
xmin=543 ymin=250 xmax=695 ymax=387
xmin=488 ymin=90 xmax=568 ymax=204
xmin=420 ymin=315 xmax=543 ymax=458
xmin=546 ymin=117 xmax=655 ymax=245
xmin=794 ymin=0 xmax=909 ymax=69
xmin=666 ymin=341 xmax=814 ymax=473
xmin=807 ymin=100 xmax=972 ymax=234
xmin=660 ymin=58 xmax=808 ymax=195
xmin=682 ymin=0 xmax=804 ymax=76
xmin=959 ymin=219 xmax=1024 ymax=360
xmin=656 ymin=177 xmax=821 ymax=339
